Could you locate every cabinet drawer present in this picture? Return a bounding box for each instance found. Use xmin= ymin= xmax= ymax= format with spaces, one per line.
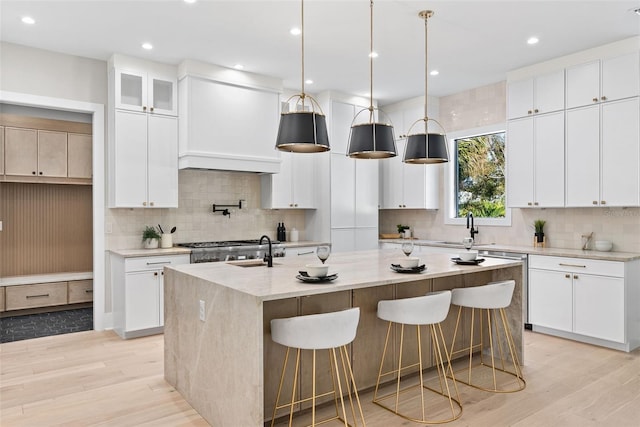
xmin=68 ymin=279 xmax=93 ymax=304
xmin=529 ymin=255 xmax=624 ymax=277
xmin=125 ymin=255 xmax=190 ymax=272
xmin=6 ymin=282 xmax=68 ymax=310
xmin=0 ymin=287 xmax=5 ymax=312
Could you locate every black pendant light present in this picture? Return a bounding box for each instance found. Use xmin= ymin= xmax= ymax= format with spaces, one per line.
xmin=347 ymin=0 xmax=397 ymax=159
xmin=275 ymin=0 xmax=329 ymax=153
xmin=403 ymin=10 xmax=449 ymax=164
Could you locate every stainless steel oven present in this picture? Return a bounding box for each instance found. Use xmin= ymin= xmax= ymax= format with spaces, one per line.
xmin=477 ymin=250 xmax=530 ymax=328
xmin=177 ymin=240 xmax=285 ymax=264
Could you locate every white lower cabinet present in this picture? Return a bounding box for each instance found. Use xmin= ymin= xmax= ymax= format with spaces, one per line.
xmin=529 ymin=255 xmax=637 ymax=350
xmin=111 ymin=253 xmax=190 ymax=339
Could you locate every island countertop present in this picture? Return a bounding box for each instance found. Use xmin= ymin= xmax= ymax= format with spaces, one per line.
xmin=168 ymin=249 xmax=524 ymax=301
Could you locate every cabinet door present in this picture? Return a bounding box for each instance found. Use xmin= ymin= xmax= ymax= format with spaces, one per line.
xmin=331 ymin=228 xmax=355 ymax=253
xmin=116 ymin=69 xmax=147 ymax=112
xmin=125 ymin=271 xmax=160 ymax=331
xmin=355 ymin=159 xmax=378 ymax=227
xmin=149 ymin=74 xmax=177 ymax=116
xmin=67 ymin=133 xmax=92 ymax=179
xmin=331 ymin=101 xmax=355 ymax=154
xmin=379 ymin=139 xmax=403 ymax=208
xmin=507 ymin=78 xmax=534 ymax=119
xmin=291 ymin=152 xmax=316 ymax=208
xmin=601 ymin=52 xmax=640 ymax=103
xmin=330 ymin=153 xmax=355 ymax=228
xmin=37 ymin=130 xmax=67 ymax=177
xmin=147 ymin=115 xmax=178 ymax=208
xmin=114 ymin=110 xmax=148 ymax=207
xmin=534 ymin=112 xmax=564 ymax=207
xmin=355 ymin=227 xmax=379 ymax=251
xmin=5 ymin=127 xmax=37 ymax=176
xmin=573 ymin=274 xmax=624 ymax=343
xmin=404 ymin=159 xmax=439 ymax=209
xmin=0 ymin=126 xmax=4 ymax=175
xmin=268 ymin=152 xmax=293 ymax=208
xmin=535 ymin=70 xmax=565 ymax=114
xmin=506 ymin=118 xmax=534 ymax=207
xmin=529 ymin=269 xmax=572 ymax=332
xmin=566 ymin=60 xmax=600 ymax=109
xmin=565 ymin=106 xmax=600 ymax=207
xmin=601 ymin=98 xmax=640 ymax=207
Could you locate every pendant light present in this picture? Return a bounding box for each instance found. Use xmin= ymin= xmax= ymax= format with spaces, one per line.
xmin=347 ymin=0 xmax=397 ymax=159
xmin=275 ymin=0 xmax=330 ymax=153
xmin=403 ymin=10 xmax=449 ymax=164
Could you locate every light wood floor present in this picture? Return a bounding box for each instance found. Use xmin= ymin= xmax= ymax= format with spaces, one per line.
xmin=1 ymin=330 xmax=639 ymax=426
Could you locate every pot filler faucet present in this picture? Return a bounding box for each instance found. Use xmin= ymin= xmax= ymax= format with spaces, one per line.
xmin=259 ymin=235 xmax=273 ymax=267
xmin=466 ymin=212 xmax=479 ymax=240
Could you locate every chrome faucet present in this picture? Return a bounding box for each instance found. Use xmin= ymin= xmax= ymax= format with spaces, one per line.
xmin=466 ymin=212 xmax=479 ymax=240
xmin=259 ymin=235 xmax=273 ymax=267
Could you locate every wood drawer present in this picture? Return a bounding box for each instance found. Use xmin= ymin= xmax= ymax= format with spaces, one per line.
xmin=125 ymin=255 xmax=190 ymax=272
xmin=5 ymin=282 xmax=68 ymax=310
xmin=0 ymin=287 xmax=5 ymax=312
xmin=68 ymin=279 xmax=93 ymax=304
xmin=529 ymin=255 xmax=624 ymax=277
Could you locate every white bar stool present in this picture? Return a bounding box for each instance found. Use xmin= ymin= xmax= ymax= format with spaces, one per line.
xmin=270 ymin=307 xmax=365 ymax=427
xmin=449 ymin=280 xmax=526 ymax=393
xmin=373 ymin=291 xmax=462 ymax=424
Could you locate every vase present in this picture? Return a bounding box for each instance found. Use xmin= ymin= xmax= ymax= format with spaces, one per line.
xmin=143 ymin=238 xmax=159 ymax=249
xmin=535 ymin=232 xmax=544 ymax=243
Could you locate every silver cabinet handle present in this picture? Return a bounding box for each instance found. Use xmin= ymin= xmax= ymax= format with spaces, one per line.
xmin=298 ymin=251 xmax=314 ymax=255
xmin=559 ymin=263 xmax=586 ymax=268
xmin=146 ymin=261 xmax=171 ymax=265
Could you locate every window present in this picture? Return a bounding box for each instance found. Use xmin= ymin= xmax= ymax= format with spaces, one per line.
xmin=445 ymin=125 xmax=511 ymax=226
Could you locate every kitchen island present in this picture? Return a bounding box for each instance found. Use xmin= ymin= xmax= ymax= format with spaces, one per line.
xmin=164 ymin=249 xmax=524 ymax=426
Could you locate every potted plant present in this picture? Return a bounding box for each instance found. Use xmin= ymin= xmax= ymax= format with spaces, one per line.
xmin=534 ymin=219 xmax=546 ymax=243
xmin=142 ymin=225 xmax=161 ymax=249
xmin=397 ymin=224 xmax=410 ymax=238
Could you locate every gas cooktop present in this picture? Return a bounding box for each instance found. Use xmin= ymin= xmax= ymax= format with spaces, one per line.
xmin=177 ymin=240 xmax=282 ymax=249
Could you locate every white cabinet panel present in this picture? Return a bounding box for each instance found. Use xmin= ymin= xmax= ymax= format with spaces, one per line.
xmin=147 ymin=115 xmax=179 ymax=208
xmin=566 ymin=60 xmax=601 ymax=109
xmin=331 ymin=101 xmax=355 ymax=154
xmin=507 ymin=70 xmax=564 ymax=119
xmin=113 ymin=110 xmax=148 ymax=207
xmin=574 ymin=274 xmax=625 ymax=343
xmin=355 ymin=160 xmax=378 ymax=227
xmin=262 ymin=152 xmax=317 ymax=209
xmin=529 ymin=268 xmax=573 ymax=332
xmin=125 ymin=271 xmax=161 ymax=331
xmin=506 ymin=118 xmax=534 ymax=207
xmin=331 ymin=228 xmax=355 ymax=253
xmin=355 ymin=227 xmax=379 ymax=251
xmin=566 ymin=106 xmax=600 ymax=207
xmin=331 ymin=153 xmax=355 ymax=228
xmin=115 ymin=69 xmax=177 ymax=116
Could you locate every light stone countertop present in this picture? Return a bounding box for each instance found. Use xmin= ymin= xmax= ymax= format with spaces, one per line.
xmin=379 ymin=239 xmax=640 ymax=262
xmin=167 ymin=249 xmax=523 ymax=302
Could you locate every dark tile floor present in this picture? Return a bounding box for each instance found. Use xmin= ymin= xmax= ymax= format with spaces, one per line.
xmin=0 ymin=307 xmax=93 ymax=343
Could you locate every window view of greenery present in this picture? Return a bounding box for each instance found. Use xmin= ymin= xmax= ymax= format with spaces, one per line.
xmin=455 ymin=131 xmax=506 ymax=218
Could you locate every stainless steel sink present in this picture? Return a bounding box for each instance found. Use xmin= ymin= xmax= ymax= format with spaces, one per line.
xmin=226 ymin=260 xmax=281 ymax=267
xmin=435 ymin=241 xmax=495 ymax=246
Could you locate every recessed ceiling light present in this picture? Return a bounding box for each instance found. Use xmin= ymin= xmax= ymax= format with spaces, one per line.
xmin=142 ymin=43 xmax=153 ymax=50
xmin=184 ymin=0 xmax=197 ymax=4
xmin=527 ymin=37 xmax=539 ymax=45
xmin=430 ymin=70 xmax=439 ymax=76
xmin=369 ymin=51 xmax=379 ymax=58
xmin=21 ymin=16 xmax=35 ymax=25
xmin=290 ymin=27 xmax=301 ymax=36
xmin=305 ymin=79 xmax=313 ymax=85
xmin=234 ymin=64 xmax=244 ymax=70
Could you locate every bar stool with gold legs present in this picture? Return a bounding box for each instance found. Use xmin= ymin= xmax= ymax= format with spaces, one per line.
xmin=448 ymin=280 xmax=526 ymax=393
xmin=270 ymin=307 xmax=365 ymax=427
xmin=373 ymin=290 xmax=462 ymax=424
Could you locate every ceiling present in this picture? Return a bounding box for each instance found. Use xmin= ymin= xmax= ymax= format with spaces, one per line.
xmin=1 ymin=0 xmax=639 ymax=105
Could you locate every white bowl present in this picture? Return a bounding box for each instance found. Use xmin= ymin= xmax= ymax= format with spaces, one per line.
xmin=458 ymin=250 xmax=478 ymax=261
xmin=305 ymin=264 xmax=329 ymax=278
xmin=399 ymin=257 xmax=420 ymax=268
xmin=594 ymin=240 xmax=613 ymax=252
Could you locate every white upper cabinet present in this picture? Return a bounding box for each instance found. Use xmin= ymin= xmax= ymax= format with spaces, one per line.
xmin=566 ymin=52 xmax=640 ymax=109
xmin=330 ymin=101 xmax=356 ymax=154
xmin=115 ymin=69 xmax=177 ymax=116
xmin=507 ymin=70 xmax=564 ymax=119
xmin=261 ymin=151 xmax=317 ymax=209
xmin=507 ymin=112 xmax=564 ymax=208
xmin=566 ymin=98 xmax=640 ymax=207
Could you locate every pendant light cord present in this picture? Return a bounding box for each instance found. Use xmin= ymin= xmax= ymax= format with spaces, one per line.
xmin=423 ymin=11 xmax=429 ymax=132
xmin=369 ymin=0 xmax=374 ymax=122
xmin=301 ymin=0 xmax=306 ymax=105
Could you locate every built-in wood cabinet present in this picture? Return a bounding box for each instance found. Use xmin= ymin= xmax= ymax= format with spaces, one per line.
xmin=68 ymin=279 xmax=94 ymax=304
xmin=507 ymin=70 xmax=565 ymax=120
xmin=5 ymin=128 xmax=67 ymax=177
xmin=111 ymin=253 xmax=190 ymax=339
xmin=0 ymin=126 xmax=4 ymax=175
xmin=3 ymin=280 xmax=92 ymax=312
xmin=67 ymin=133 xmax=92 ymax=179
xmin=261 ymin=152 xmax=317 ymax=209
xmin=0 ymin=287 xmax=5 ymax=312
xmin=566 ymin=98 xmax=640 ymax=207
xmin=507 ymin=111 xmax=565 ymax=208
xmin=529 ymin=255 xmax=639 ymax=351
xmin=566 ymin=52 xmax=639 ymax=109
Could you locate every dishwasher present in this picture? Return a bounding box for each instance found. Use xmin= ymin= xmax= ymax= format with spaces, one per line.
xmin=477 ymin=250 xmax=530 ymax=330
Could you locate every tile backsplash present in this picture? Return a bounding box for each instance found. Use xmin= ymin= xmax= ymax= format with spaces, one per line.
xmin=105 ymin=169 xmax=306 ymax=250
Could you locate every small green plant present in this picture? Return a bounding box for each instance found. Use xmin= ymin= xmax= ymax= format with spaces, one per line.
xmin=142 ymin=225 xmax=161 ymax=241
xmin=397 ymin=224 xmax=410 ymax=234
xmin=534 ymin=219 xmax=546 ymax=234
